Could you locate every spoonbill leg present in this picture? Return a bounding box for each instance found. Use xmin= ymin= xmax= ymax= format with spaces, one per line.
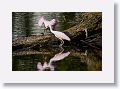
xmin=59 ymin=39 xmax=64 ymax=47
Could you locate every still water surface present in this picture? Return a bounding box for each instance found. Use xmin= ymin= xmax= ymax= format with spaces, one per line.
xmin=12 ymin=12 xmax=81 ymax=39
xmin=12 ymin=12 xmax=102 ymax=71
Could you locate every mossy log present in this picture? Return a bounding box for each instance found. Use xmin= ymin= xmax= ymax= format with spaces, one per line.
xmin=13 ymin=12 xmax=102 ymax=51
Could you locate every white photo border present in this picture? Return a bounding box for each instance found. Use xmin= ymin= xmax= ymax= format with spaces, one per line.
xmin=0 ymin=0 xmax=114 ymax=83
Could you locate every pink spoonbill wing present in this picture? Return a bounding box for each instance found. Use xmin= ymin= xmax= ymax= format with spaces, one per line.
xmin=50 ymin=19 xmax=57 ymax=26
xmin=37 ymin=62 xmax=43 ymax=71
xmin=38 ymin=16 xmax=44 ymax=26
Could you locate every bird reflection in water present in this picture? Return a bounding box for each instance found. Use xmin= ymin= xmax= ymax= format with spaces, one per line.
xmin=37 ymin=47 xmax=70 ymax=71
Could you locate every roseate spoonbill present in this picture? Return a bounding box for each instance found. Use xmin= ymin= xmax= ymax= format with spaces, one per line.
xmin=49 ymin=25 xmax=70 ymax=47
xmin=37 ymin=48 xmax=70 ymax=71
xmin=38 ymin=16 xmax=57 ymax=34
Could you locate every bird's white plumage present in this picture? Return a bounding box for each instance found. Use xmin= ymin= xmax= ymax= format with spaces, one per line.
xmin=50 ymin=52 xmax=70 ymax=62
xmin=38 ymin=16 xmax=71 ymax=46
xmin=49 ymin=25 xmax=70 ymax=42
xmin=53 ymin=31 xmax=70 ymax=41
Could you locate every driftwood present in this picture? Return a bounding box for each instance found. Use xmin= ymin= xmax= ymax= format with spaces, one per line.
xmin=12 ymin=12 xmax=102 ymax=51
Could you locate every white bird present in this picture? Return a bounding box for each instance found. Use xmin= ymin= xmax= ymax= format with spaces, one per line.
xmin=38 ymin=16 xmax=57 ymax=33
xmin=49 ymin=25 xmax=71 ymax=47
xmin=37 ymin=48 xmax=70 ymax=71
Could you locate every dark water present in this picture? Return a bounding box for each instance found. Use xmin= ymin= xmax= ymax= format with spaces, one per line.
xmin=12 ymin=12 xmax=81 ymax=40
xmin=12 ymin=12 xmax=102 ymax=71
xmin=12 ymin=46 xmax=102 ymax=71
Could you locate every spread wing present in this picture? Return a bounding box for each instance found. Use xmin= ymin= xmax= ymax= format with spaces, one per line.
xmin=38 ymin=16 xmax=44 ymax=26
xmin=37 ymin=62 xmax=43 ymax=71
xmin=50 ymin=19 xmax=56 ymax=26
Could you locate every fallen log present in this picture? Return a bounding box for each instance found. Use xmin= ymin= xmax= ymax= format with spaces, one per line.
xmin=12 ymin=12 xmax=102 ymax=51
